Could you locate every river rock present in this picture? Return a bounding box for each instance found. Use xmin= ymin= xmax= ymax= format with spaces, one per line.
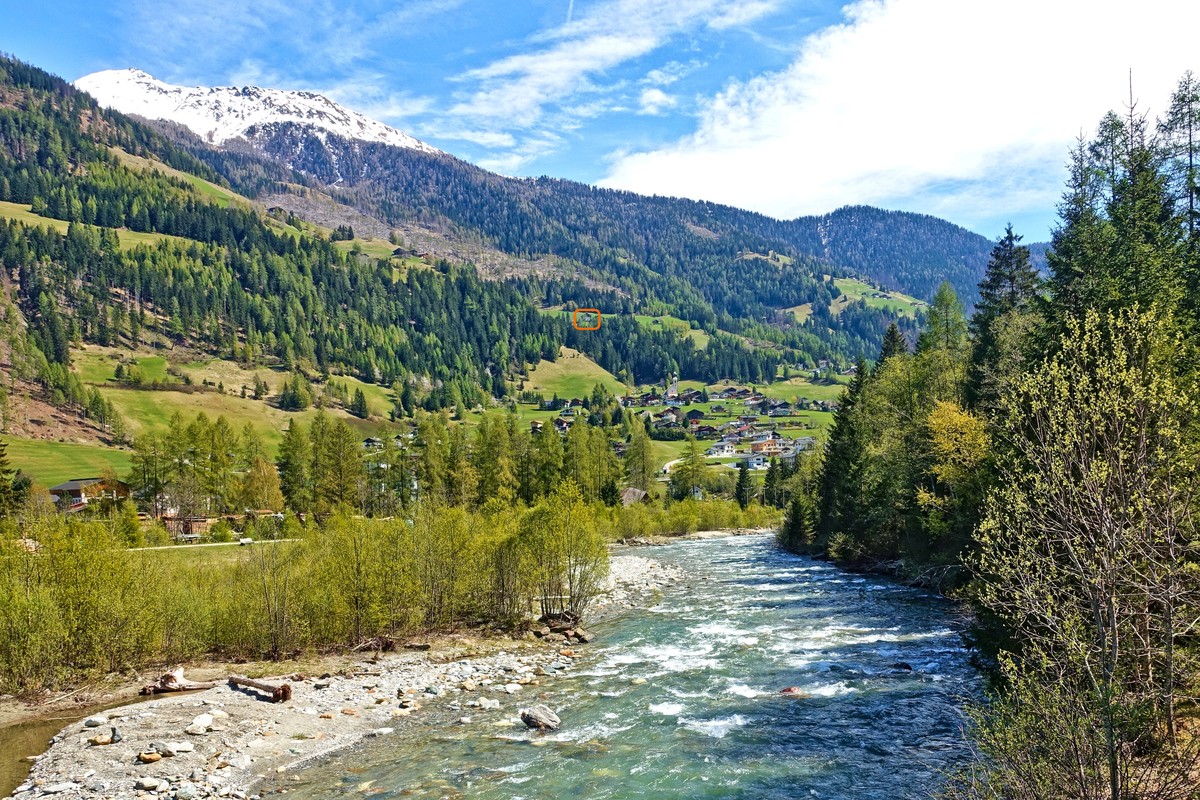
xmin=39 ymin=783 xmax=77 ymax=795
xmin=137 ymin=751 xmax=162 ymax=763
xmin=573 ymin=628 xmax=593 ymax=643
xmin=83 ymin=715 xmax=107 ymax=728
xmin=367 ymin=727 xmax=394 ymax=737
xmin=134 ymin=778 xmax=161 ymax=791
xmin=479 ymin=697 xmax=501 ymax=710
xmin=520 ymin=704 xmax=561 ymax=731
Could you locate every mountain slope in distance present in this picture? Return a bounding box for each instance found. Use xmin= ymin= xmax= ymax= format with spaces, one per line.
xmin=75 ymin=68 xmax=440 ymax=154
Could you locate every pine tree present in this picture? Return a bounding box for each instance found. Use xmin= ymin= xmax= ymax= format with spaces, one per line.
xmin=276 ymin=420 xmax=312 ymax=512
xmin=878 ymin=323 xmax=908 ymax=364
xmin=623 ymin=422 xmax=658 ymax=491
xmin=816 ymin=361 xmax=868 ymax=545
xmin=321 ymin=420 xmax=363 ymax=511
xmin=350 ymin=388 xmax=369 ymax=418
xmin=966 ymin=225 xmax=1040 ymax=410
xmin=0 ymin=441 xmax=17 ymax=517
xmin=735 ymin=461 xmax=754 ymax=510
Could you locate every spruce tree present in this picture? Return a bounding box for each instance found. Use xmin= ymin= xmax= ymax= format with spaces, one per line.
xmin=735 ymin=461 xmax=754 ymax=510
xmin=967 ymin=225 xmax=1040 ymax=410
xmin=878 ymin=323 xmax=908 ymax=364
xmin=276 ymin=420 xmax=311 ymax=512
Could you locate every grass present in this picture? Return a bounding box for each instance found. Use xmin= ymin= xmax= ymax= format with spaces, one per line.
xmin=110 ymin=147 xmax=244 ymax=208
xmin=759 ymin=377 xmax=848 ymax=403
xmin=98 ymin=386 xmax=396 ymax=454
xmin=334 ymin=238 xmax=401 ymax=261
xmin=632 ymin=314 xmax=711 ymax=348
xmin=525 ymin=347 xmax=626 ymax=398
xmin=74 ymin=348 xmax=173 ymax=384
xmin=831 ymin=277 xmax=927 ymax=318
xmin=0 ymin=437 xmax=132 ymax=487
xmin=785 ymin=303 xmax=813 ymax=324
xmin=0 ymin=201 xmax=192 ymax=251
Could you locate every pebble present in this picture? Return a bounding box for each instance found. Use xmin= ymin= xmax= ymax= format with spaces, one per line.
xmin=367 ymin=727 xmax=394 ymax=737
xmin=39 ymin=782 xmax=77 ymax=794
xmin=83 ymin=715 xmax=107 ymax=728
xmin=134 ymin=778 xmax=161 ymax=791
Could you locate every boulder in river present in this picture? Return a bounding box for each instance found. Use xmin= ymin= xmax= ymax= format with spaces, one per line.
xmin=520 ymin=704 xmax=561 ymax=731
xmin=780 ymin=687 xmax=810 ymax=698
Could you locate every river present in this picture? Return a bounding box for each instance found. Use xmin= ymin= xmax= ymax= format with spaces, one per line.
xmin=283 ymin=534 xmax=981 ymax=799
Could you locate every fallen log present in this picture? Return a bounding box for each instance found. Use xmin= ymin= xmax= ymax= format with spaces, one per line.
xmin=228 ymin=674 xmax=292 ymax=703
xmin=140 ymin=668 xmax=219 ymax=696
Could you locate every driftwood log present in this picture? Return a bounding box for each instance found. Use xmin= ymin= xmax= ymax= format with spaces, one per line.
xmin=228 ymin=674 xmax=292 ymax=703
xmin=140 ymin=668 xmax=219 ymax=695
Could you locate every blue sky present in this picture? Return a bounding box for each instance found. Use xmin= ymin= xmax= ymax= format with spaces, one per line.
xmin=7 ymin=0 xmax=1200 ymax=240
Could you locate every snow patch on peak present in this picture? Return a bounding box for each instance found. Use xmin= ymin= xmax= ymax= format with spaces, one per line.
xmin=74 ymin=68 xmax=440 ymax=154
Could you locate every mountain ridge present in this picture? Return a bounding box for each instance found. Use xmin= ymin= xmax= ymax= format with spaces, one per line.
xmin=74 ymin=68 xmax=441 ymax=155
xmin=77 ymin=69 xmax=1003 ymax=306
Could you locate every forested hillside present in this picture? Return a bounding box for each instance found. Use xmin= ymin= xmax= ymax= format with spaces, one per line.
xmin=0 ymin=55 xmax=795 ymax=423
xmin=191 ymin=121 xmax=996 ymax=311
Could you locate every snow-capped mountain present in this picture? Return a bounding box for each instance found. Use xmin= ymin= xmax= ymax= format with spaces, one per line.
xmin=74 ymin=68 xmax=440 ymax=154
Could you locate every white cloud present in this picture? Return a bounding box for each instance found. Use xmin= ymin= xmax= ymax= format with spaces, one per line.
xmin=638 ymin=88 xmax=677 ymax=115
xmin=707 ymin=1 xmax=785 ymax=30
xmin=600 ymin=0 xmax=1200 ymax=234
xmin=448 ymin=0 xmax=782 ymax=125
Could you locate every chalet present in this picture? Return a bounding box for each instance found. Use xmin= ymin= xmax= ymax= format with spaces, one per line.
xmin=707 ymin=442 xmax=735 ymax=457
xmin=665 ymin=396 xmax=684 ymax=408
xmin=530 ymin=420 xmax=544 ymax=433
xmin=49 ymin=477 xmax=131 ymax=509
xmin=685 ymin=409 xmax=706 ymax=422
xmin=362 ymin=437 xmax=383 ymax=450
xmin=711 ymin=404 xmax=728 ymax=414
xmin=553 ymin=417 xmax=573 ymax=434
xmin=768 ymin=403 xmax=793 ymax=418
xmin=620 ymin=487 xmax=650 ymax=507
xmin=693 ymin=425 xmax=719 ymax=438
xmin=679 ymin=389 xmax=702 ymax=404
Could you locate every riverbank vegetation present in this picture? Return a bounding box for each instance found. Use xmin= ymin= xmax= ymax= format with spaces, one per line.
xmin=0 ymin=386 xmax=780 ymax=696
xmin=783 ymin=74 xmax=1200 ymax=797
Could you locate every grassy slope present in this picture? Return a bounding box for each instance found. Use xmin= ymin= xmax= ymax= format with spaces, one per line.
xmin=525 ymin=346 xmax=627 ymax=398
xmin=1 ymin=437 xmax=132 ymax=487
xmin=831 ymin=277 xmax=926 ymax=318
xmin=0 ymin=201 xmax=191 ymax=251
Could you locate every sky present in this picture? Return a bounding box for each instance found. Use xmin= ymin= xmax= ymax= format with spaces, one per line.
xmin=6 ymin=0 xmax=1200 ymax=240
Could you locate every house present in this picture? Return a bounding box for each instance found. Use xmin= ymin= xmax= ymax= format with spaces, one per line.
xmin=743 ymin=454 xmax=768 ymax=470
xmin=620 ymin=487 xmax=650 ymax=506
xmin=793 ymin=436 xmax=818 ymax=451
xmin=685 ymin=409 xmax=706 ymax=422
xmin=707 ymin=442 xmax=735 ymax=457
xmin=711 ymin=404 xmax=728 ymax=414
xmin=553 ymin=417 xmax=573 ymax=434
xmin=693 ymin=425 xmax=719 ymax=438
xmin=49 ymin=477 xmax=131 ymax=509
xmin=530 ymin=420 xmax=544 ymax=433
xmin=362 ymin=437 xmax=383 ymax=450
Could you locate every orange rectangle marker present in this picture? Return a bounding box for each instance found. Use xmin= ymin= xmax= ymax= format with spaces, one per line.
xmin=572 ymin=308 xmax=601 ymax=330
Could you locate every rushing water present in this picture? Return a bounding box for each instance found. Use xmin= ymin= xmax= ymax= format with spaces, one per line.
xmin=286 ymin=535 xmax=980 ymax=799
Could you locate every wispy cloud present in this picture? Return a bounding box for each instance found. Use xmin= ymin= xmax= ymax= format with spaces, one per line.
xmin=601 ymin=0 xmax=1200 ymax=235
xmin=638 ymin=88 xmax=676 ymax=115
xmin=442 ymin=0 xmax=788 ymax=171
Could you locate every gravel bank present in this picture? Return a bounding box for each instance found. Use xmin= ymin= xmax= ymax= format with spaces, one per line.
xmin=5 ymin=553 xmax=684 ymax=800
